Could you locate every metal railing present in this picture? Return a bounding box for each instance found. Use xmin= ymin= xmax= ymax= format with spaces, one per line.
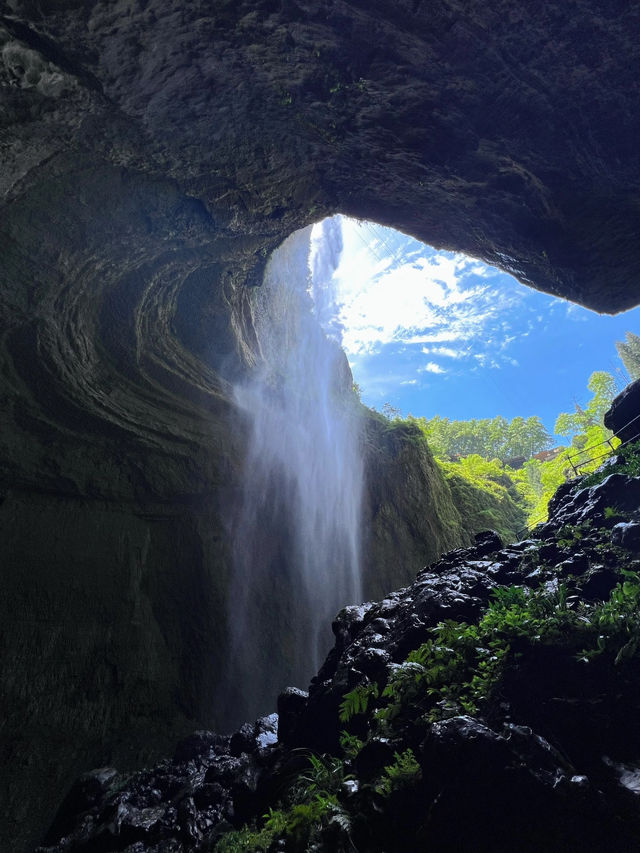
xmin=516 ymin=412 xmax=640 ymax=539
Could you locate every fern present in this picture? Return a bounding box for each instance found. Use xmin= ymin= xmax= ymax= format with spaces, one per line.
xmin=339 ymin=730 xmax=364 ymax=759
xmin=339 ymin=682 xmax=379 ymax=722
xmin=376 ymin=748 xmax=422 ymax=797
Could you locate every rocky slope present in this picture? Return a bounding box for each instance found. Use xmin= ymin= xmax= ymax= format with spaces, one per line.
xmin=36 ymin=444 xmax=640 ymax=852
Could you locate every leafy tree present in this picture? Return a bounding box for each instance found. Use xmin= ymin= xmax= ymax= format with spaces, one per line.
xmin=381 ymin=402 xmax=402 ymax=420
xmin=554 ymin=371 xmax=617 ymax=441
xmin=415 ymin=414 xmax=551 ymax=462
xmin=616 ymin=332 xmax=640 ymax=381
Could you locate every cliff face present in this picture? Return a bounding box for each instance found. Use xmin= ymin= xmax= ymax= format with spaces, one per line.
xmin=2 ymin=1 xmax=640 ymax=849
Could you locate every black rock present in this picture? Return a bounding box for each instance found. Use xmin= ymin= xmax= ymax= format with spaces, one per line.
xmin=604 ymin=380 xmax=640 ymax=443
xmin=276 ymin=687 xmax=309 ymax=745
xmin=612 ymin=521 xmax=640 ymax=551
xmin=173 ymin=730 xmax=228 ymax=764
xmin=43 ymin=768 xmax=119 ymax=844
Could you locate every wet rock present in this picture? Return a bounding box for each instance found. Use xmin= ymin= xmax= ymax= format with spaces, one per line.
xmin=173 ymin=731 xmax=228 ymax=764
xmin=542 ymin=474 xmax=640 ymax=533
xmin=353 ymin=646 xmax=391 ymax=677
xmin=472 ymin=529 xmax=503 ymax=557
xmin=192 ymin=782 xmax=225 ymax=810
xmin=229 ymin=723 xmax=257 ymax=757
xmin=354 ymin=739 xmax=395 ymax=782
xmin=43 ymin=768 xmax=120 ymax=844
xmin=203 ymin=755 xmax=249 ymax=786
xmin=276 ymin=687 xmax=308 ymax=746
xmin=558 ymin=550 xmax=590 ymax=576
xmin=580 ymin=567 xmax=619 ymax=601
xmin=612 ymin=522 xmax=640 ymax=551
xmin=604 ymin=380 xmax=640 ymax=443
xmin=419 ymin=716 xmax=616 ymax=852
xmin=229 ymin=714 xmax=278 ymax=756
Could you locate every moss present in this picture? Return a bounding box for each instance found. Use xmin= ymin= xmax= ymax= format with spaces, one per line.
xmin=444 ymin=469 xmax=527 ymax=543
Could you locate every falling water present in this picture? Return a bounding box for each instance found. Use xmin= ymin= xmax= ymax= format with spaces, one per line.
xmin=220 ymin=218 xmax=363 ymax=728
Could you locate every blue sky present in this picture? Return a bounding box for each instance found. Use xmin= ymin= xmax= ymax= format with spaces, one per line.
xmin=314 ymin=216 xmax=640 ymax=436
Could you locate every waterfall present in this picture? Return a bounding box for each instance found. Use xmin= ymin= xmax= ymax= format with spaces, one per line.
xmin=220 ymin=218 xmax=363 ymax=728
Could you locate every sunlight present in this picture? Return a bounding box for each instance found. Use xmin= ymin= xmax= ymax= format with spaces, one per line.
xmin=309 ymin=215 xmax=640 ymax=431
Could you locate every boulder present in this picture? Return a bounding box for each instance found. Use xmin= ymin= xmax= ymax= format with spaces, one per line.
xmin=604 ymin=380 xmax=640 ymax=443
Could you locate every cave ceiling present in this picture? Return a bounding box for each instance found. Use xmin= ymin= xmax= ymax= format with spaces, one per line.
xmin=1 ymin=0 xmax=640 ymax=465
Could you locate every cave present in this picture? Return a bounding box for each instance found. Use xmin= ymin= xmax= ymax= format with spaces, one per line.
xmin=1 ymin=1 xmax=640 ymax=850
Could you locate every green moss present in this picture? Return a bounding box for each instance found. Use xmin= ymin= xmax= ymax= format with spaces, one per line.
xmin=441 ymin=461 xmax=527 ymax=543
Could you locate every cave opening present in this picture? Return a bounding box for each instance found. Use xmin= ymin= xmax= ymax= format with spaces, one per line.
xmin=219 ymin=214 xmax=640 ymax=730
xmin=307 ymin=215 xmax=640 ymax=432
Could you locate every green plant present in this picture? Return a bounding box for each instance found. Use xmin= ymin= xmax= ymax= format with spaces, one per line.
xmin=343 ymin=581 xmax=599 ymax=741
xmin=339 ymin=682 xmax=379 ymax=722
xmin=556 ymin=521 xmax=591 ymax=548
xmin=293 ymin=753 xmax=351 ymax=800
xmin=604 ymin=505 xmax=624 ymax=520
xmin=376 ymin=749 xmax=421 ymax=797
xmin=582 ymin=440 xmax=640 ymax=487
xmin=215 ymin=822 xmax=276 ymax=852
xmin=339 ymin=730 xmax=364 ymax=759
xmin=579 ymin=571 xmax=640 ymax=664
xmin=216 ymin=753 xmax=354 ymax=852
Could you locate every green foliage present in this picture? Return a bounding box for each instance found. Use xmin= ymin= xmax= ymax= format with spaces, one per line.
xmin=414 ymin=414 xmax=552 ymax=462
xmin=216 ymin=753 xmax=353 ymax=852
xmin=339 ymin=730 xmax=364 ymax=759
xmin=554 ymin=371 xmax=617 ymax=441
xmin=337 ymin=570 xmax=640 ymax=766
xmin=581 ymin=440 xmax=640 ymax=487
xmin=604 ymin=505 xmax=624 ymax=520
xmin=292 ymin=753 xmax=351 ymax=801
xmin=437 ymin=454 xmax=528 ymax=542
xmin=339 ymin=683 xmax=379 ymax=722
xmin=376 ymin=749 xmax=421 ymax=797
xmin=616 ymin=331 xmax=640 ymax=381
xmin=216 ymin=819 xmax=278 ymax=853
xmin=579 ymin=571 xmax=640 ymax=664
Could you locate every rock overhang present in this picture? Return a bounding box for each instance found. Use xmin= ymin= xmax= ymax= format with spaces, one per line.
xmin=2 ymin=0 xmax=640 ymax=320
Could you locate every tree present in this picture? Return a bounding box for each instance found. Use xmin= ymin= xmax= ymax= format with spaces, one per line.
xmin=616 ymin=332 xmax=640 ymax=381
xmin=417 ymin=414 xmax=551 ymax=462
xmin=381 ymin=402 xmax=402 ymax=420
xmin=554 ymin=371 xmax=617 ymax=440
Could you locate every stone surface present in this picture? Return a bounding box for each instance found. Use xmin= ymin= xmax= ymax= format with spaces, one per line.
xmin=604 ymin=378 xmax=640 ymax=443
xmin=36 ymin=464 xmax=640 ymax=851
xmin=2 ymin=2 xmax=640 ymax=849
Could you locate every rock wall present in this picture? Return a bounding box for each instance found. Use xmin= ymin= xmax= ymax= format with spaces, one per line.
xmin=361 ymin=417 xmax=473 ymax=599
xmin=2 ymin=1 xmax=640 ymax=849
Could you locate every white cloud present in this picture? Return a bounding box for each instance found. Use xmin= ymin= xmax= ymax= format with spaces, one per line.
xmin=422 ymin=346 xmax=464 ymax=359
xmin=566 ymin=303 xmax=589 ymax=321
xmin=403 ymin=330 xmax=464 ymax=345
xmin=421 ymin=362 xmax=446 ymax=374
xmin=309 ymin=216 xmax=537 ymax=383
